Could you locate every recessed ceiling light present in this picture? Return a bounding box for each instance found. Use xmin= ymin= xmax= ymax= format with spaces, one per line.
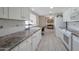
xmin=50 ymin=7 xmax=53 ymax=9
xmin=31 ymin=8 xmax=35 ymax=11
xmin=49 ymin=11 xmax=52 ymax=13
xmin=49 ymin=16 xmax=52 ymax=19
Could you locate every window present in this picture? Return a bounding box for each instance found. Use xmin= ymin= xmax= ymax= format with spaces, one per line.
xmin=30 ymin=13 xmax=37 ymax=25
xmin=25 ymin=12 xmax=37 ymax=28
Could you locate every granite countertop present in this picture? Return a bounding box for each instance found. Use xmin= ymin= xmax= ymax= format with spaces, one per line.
xmin=60 ymin=28 xmax=79 ymax=37
xmin=0 ymin=28 xmax=40 ymax=51
xmin=66 ymin=29 xmax=79 ymax=37
xmin=72 ymin=32 xmax=79 ymax=37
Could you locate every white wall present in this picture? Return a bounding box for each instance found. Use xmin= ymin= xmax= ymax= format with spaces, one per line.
xmin=0 ymin=19 xmax=26 ymax=36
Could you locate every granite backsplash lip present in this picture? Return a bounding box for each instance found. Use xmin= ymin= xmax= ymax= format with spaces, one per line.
xmin=0 ymin=28 xmax=40 ymax=51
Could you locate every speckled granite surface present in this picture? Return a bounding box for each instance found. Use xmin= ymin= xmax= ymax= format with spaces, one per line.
xmin=72 ymin=32 xmax=79 ymax=37
xmin=66 ymin=29 xmax=79 ymax=37
xmin=0 ymin=28 xmax=40 ymax=51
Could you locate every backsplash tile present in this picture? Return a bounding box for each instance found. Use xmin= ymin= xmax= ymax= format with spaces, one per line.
xmin=0 ymin=19 xmax=26 ymax=36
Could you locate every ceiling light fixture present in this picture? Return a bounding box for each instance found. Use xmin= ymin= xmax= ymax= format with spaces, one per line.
xmin=49 ymin=11 xmax=52 ymax=13
xmin=31 ymin=8 xmax=35 ymax=11
xmin=50 ymin=7 xmax=53 ymax=9
xmin=49 ymin=16 xmax=52 ymax=19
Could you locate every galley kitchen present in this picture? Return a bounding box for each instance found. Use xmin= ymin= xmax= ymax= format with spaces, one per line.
xmin=0 ymin=7 xmax=79 ymax=51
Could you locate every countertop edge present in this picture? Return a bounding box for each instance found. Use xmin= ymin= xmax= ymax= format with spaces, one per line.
xmin=8 ymin=29 xmax=41 ymax=51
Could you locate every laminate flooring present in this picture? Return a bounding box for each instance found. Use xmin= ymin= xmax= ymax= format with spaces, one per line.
xmin=37 ymin=29 xmax=66 ymax=51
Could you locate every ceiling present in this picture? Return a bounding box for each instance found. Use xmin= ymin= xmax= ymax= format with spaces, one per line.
xmin=30 ymin=7 xmax=69 ymax=16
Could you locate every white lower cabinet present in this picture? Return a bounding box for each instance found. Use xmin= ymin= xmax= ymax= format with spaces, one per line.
xmin=55 ymin=29 xmax=63 ymax=39
xmin=72 ymin=35 xmax=79 ymax=51
xmin=31 ymin=30 xmax=41 ymax=50
xmin=18 ymin=38 xmax=32 ymax=51
xmin=11 ymin=30 xmax=41 ymax=51
xmin=11 ymin=37 xmax=32 ymax=51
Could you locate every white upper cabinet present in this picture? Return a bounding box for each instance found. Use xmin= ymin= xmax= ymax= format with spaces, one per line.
xmin=70 ymin=8 xmax=79 ymax=21
xmin=21 ymin=7 xmax=30 ymax=20
xmin=0 ymin=7 xmax=30 ymax=20
xmin=0 ymin=7 xmax=9 ymax=19
xmin=63 ymin=8 xmax=79 ymax=22
xmin=9 ymin=7 xmax=21 ymax=20
xmin=3 ymin=7 xmax=9 ymax=19
xmin=0 ymin=7 xmax=4 ymax=18
xmin=63 ymin=8 xmax=71 ymax=22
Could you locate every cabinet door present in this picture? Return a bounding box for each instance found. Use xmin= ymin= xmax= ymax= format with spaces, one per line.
xmin=3 ymin=7 xmax=9 ymax=19
xmin=31 ymin=34 xmax=37 ymax=50
xmin=35 ymin=30 xmax=42 ymax=49
xmin=0 ymin=7 xmax=4 ymax=18
xmin=63 ymin=8 xmax=71 ymax=22
xmin=18 ymin=38 xmax=32 ymax=51
xmin=18 ymin=40 xmax=27 ymax=51
xmin=9 ymin=7 xmax=21 ymax=20
xmin=31 ymin=30 xmax=41 ymax=50
xmin=25 ymin=38 xmax=32 ymax=51
xmin=72 ymin=35 xmax=79 ymax=51
xmin=70 ymin=8 xmax=79 ymax=21
xmin=21 ymin=7 xmax=30 ymax=20
xmin=63 ymin=8 xmax=79 ymax=22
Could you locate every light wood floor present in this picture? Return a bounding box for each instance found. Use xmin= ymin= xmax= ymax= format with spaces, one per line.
xmin=37 ymin=29 xmax=67 ymax=51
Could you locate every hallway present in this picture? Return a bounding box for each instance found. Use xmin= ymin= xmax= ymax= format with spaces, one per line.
xmin=37 ymin=29 xmax=66 ymax=51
